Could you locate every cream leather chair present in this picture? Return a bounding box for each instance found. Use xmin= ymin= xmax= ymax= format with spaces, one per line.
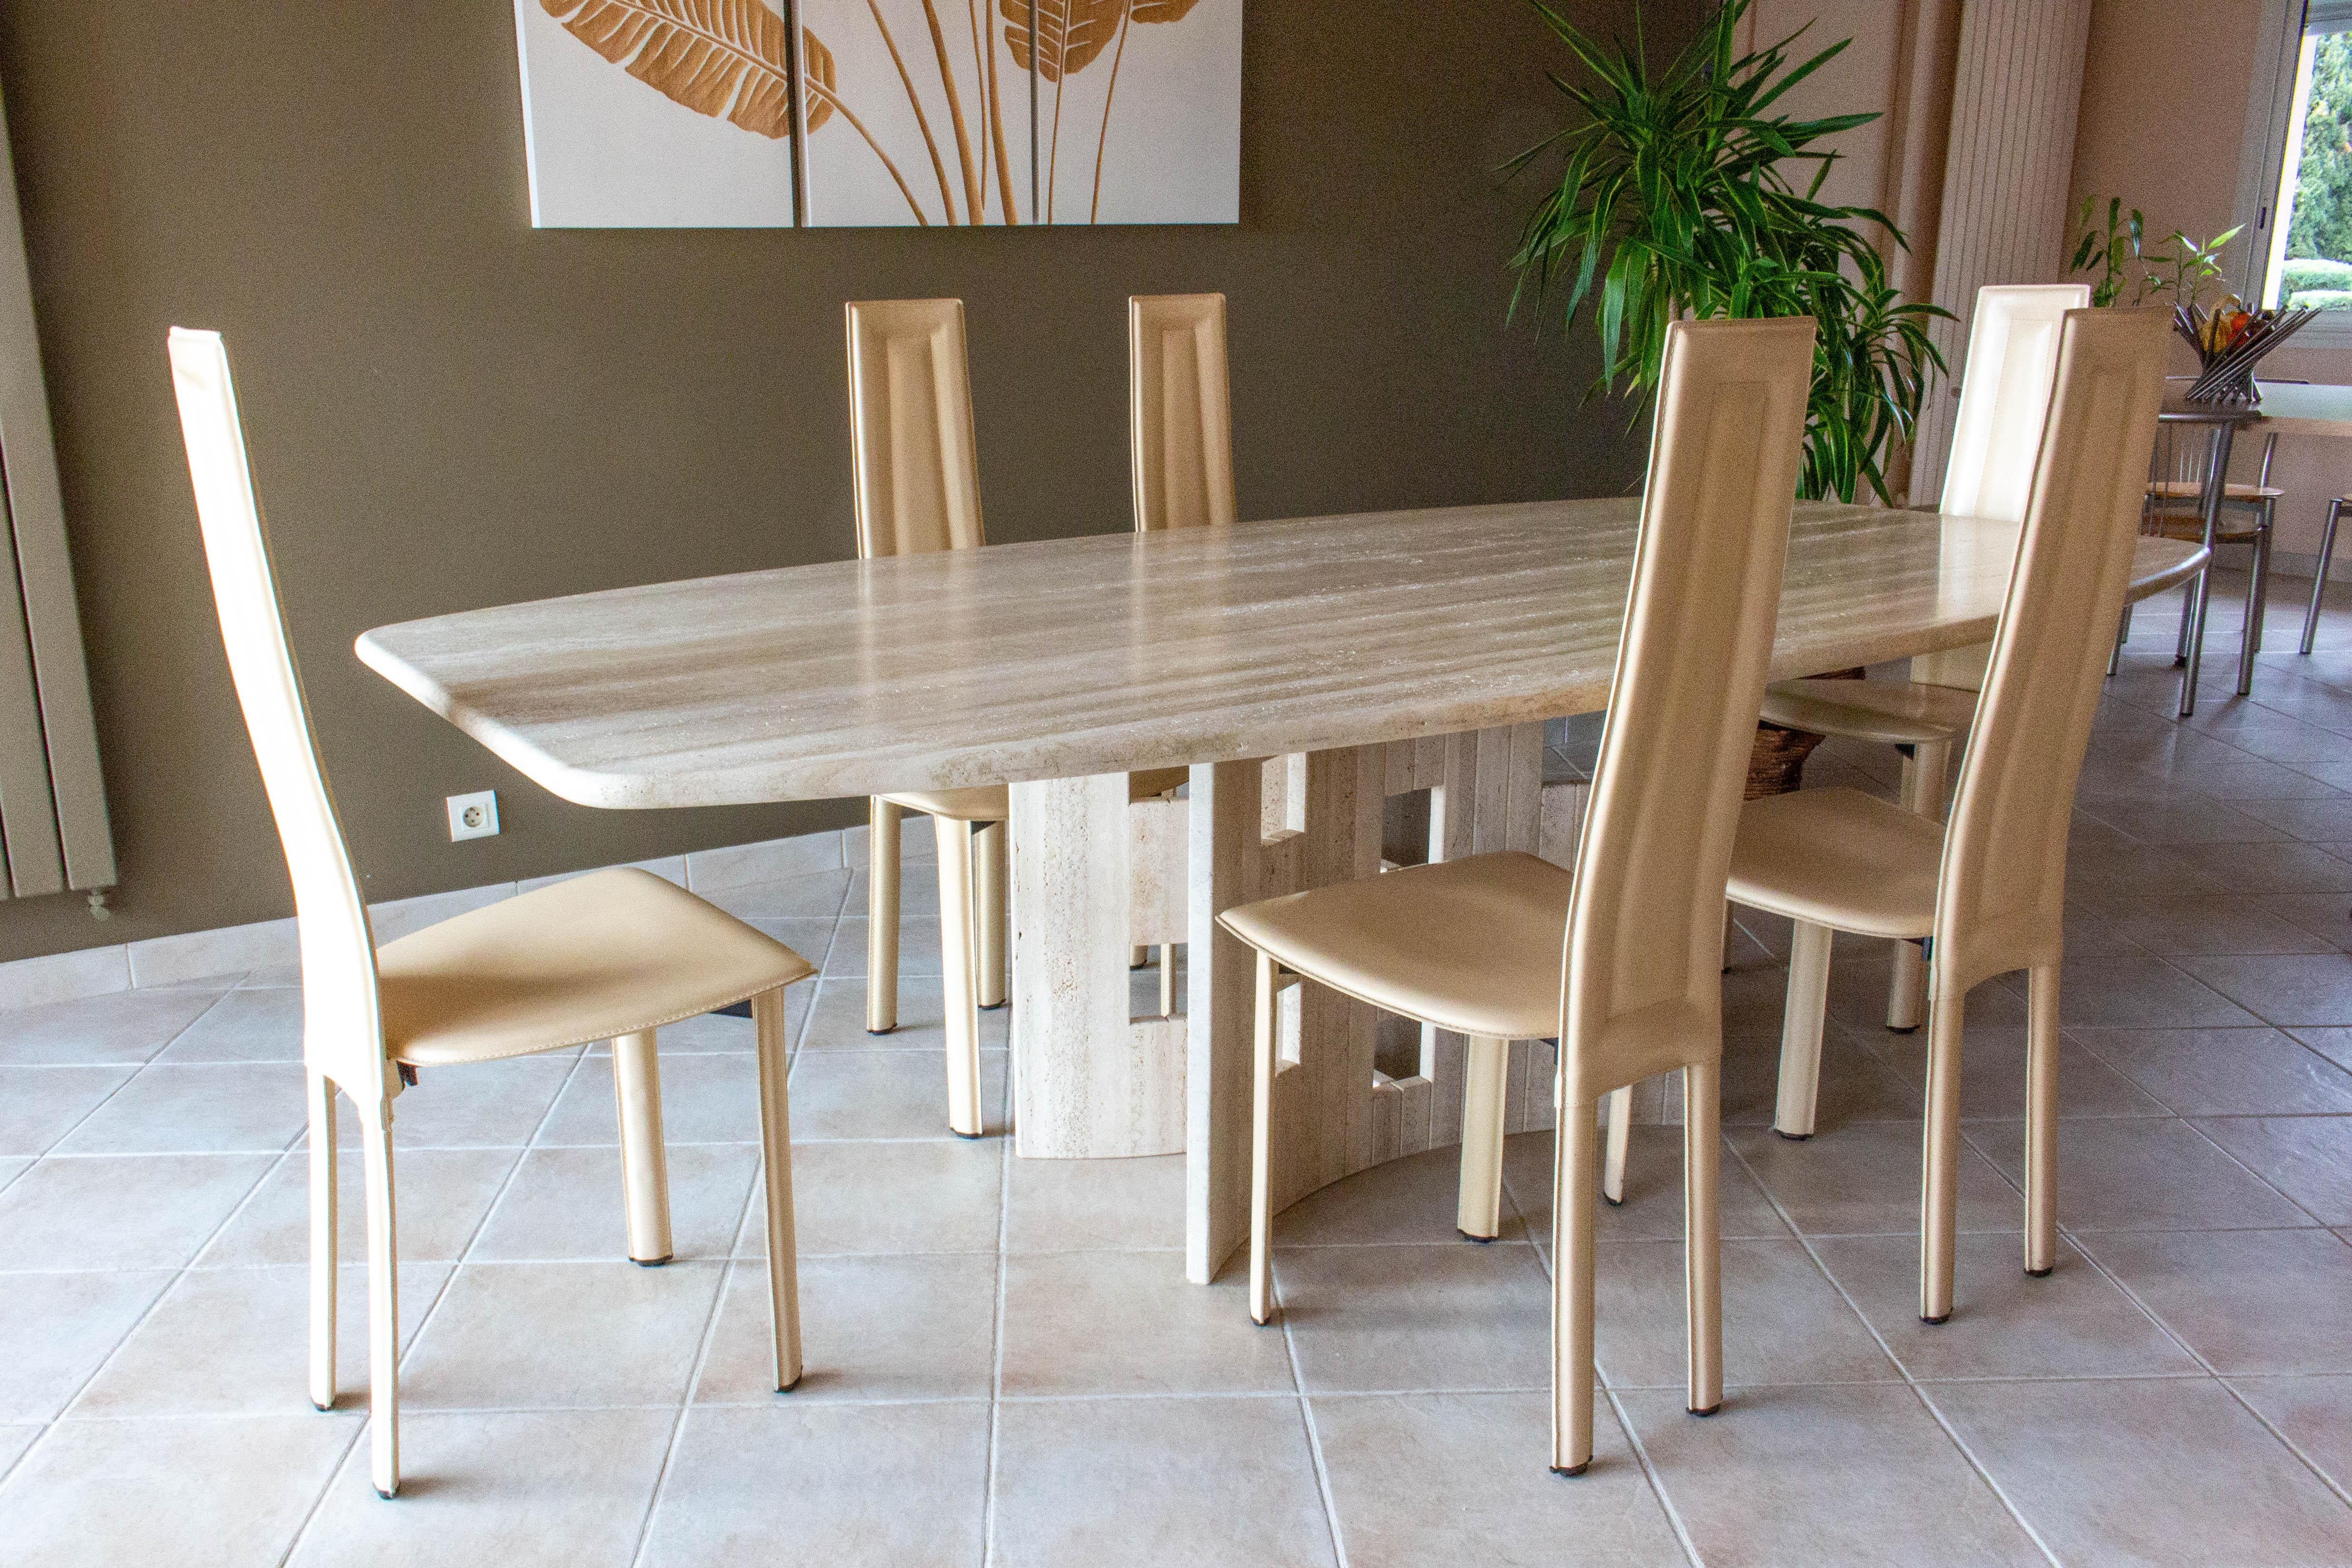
xmin=168 ymin=328 xmax=814 ymax=1499
xmin=850 ymin=300 xmax=1181 ymax=1134
xmin=1757 ymin=283 xmax=2087 ymax=1053
xmin=1727 ymin=306 xmax=2171 ymax=1325
xmin=1220 ymin=317 xmax=1817 ymax=1475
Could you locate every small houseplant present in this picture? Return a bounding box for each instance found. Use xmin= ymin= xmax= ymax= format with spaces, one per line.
xmin=1507 ymin=0 xmax=1946 ymax=506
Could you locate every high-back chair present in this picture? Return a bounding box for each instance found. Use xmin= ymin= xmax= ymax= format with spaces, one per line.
xmin=1727 ymin=306 xmax=2173 ymax=1325
xmin=1130 ymin=293 xmax=1236 ymax=533
xmin=168 ymin=328 xmax=814 ymax=1499
xmin=1217 ymin=316 xmax=1817 ymax=1475
xmin=1755 ymin=283 xmax=2086 ymax=1050
xmin=850 ymin=300 xmax=1185 ymax=1133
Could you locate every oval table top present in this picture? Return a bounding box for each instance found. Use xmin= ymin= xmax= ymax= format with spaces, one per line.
xmin=356 ymin=499 xmax=2206 ymax=810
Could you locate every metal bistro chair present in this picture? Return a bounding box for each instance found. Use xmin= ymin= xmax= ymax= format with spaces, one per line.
xmin=1218 ymin=316 xmax=1817 ymax=1475
xmin=170 ymin=328 xmax=815 ymax=1498
xmin=2138 ymin=423 xmax=2281 ymax=695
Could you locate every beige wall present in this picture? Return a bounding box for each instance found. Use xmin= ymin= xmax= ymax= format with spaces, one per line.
xmin=0 ymin=0 xmax=1695 ymax=961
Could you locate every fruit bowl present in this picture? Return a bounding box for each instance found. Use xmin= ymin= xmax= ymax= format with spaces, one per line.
xmin=2176 ymin=299 xmax=2318 ymax=406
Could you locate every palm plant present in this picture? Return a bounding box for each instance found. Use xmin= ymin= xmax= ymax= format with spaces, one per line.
xmin=1507 ymin=0 xmax=1946 ymax=504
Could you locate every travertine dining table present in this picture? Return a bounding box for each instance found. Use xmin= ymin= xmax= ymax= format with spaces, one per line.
xmin=358 ymin=497 xmax=2205 ymax=1283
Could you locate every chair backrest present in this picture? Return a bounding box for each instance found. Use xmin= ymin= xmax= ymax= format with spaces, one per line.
xmin=1915 ymin=283 xmax=2088 ymax=692
xmin=1129 ymin=293 xmax=1236 ymax=532
xmin=1558 ymin=317 xmax=1816 ymax=1102
xmin=844 ymin=299 xmax=984 ymax=558
xmin=168 ymin=328 xmax=387 ymax=1103
xmin=1935 ymin=306 xmax=2171 ymax=992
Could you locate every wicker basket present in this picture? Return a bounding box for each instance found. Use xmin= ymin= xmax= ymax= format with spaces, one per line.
xmin=1745 ymin=667 xmax=1865 ymax=800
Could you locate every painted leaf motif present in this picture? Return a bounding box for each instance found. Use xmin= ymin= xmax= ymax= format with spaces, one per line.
xmin=1130 ymin=0 xmax=1202 ymax=20
xmin=1000 ymin=0 xmax=1126 ymax=84
xmin=802 ymin=27 xmax=835 ymax=132
xmin=540 ymin=0 xmax=794 ymax=139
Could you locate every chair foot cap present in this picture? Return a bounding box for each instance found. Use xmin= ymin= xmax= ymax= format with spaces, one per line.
xmin=1550 ymin=1462 xmax=1589 ymax=1478
xmin=1886 ymin=1025 xmax=1919 ymax=1035
xmin=631 ymin=1255 xmax=673 ymax=1267
xmin=312 ymin=1399 xmax=334 ymax=1413
xmin=1602 ymin=1193 xmax=1624 ymax=1207
xmin=375 ymin=1486 xmax=398 ymax=1500
xmin=980 ymin=1000 xmax=1008 ymax=1011
xmin=1251 ymin=1313 xmax=1278 ymax=1328
xmin=1689 ymin=1402 xmax=1722 ymax=1418
xmin=1921 ymin=1311 xmax=1951 ymax=1325
xmin=2025 ymin=1266 xmax=2054 ymax=1278
xmin=951 ymin=1129 xmax=985 ymax=1141
xmin=866 ymin=1026 xmax=896 ymax=1036
xmin=1457 ymin=1229 xmax=1499 ymax=1244
xmin=777 ymin=1374 xmax=804 ymax=1394
xmin=1773 ymin=1129 xmax=1811 ymax=1142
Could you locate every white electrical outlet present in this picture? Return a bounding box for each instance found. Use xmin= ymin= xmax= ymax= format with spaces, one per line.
xmin=446 ymin=790 xmax=499 ymax=842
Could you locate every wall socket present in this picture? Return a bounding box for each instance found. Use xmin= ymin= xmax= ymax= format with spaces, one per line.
xmin=446 ymin=790 xmax=499 ymax=842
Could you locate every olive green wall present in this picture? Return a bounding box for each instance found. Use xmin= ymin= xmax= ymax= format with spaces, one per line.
xmin=0 ymin=0 xmax=1684 ymax=961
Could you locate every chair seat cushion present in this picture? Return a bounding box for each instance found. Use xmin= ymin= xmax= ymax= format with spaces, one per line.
xmin=1727 ymin=788 xmax=1941 ymax=940
xmin=378 ymin=868 xmax=814 ymax=1067
xmin=2147 ymin=479 xmax=2283 ymax=502
xmin=1759 ymin=678 xmax=1976 ymax=746
xmin=1217 ymin=852 xmax=1572 ymax=1041
xmin=2147 ymin=512 xmax=2267 ymax=546
xmin=883 ymin=768 xmax=1189 ymax=824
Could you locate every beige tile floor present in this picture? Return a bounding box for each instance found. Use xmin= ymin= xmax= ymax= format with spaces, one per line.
xmin=4 ymin=571 xmax=2352 ymax=1565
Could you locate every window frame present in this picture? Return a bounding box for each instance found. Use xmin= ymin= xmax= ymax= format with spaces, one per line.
xmin=2240 ymin=0 xmax=2352 ymax=344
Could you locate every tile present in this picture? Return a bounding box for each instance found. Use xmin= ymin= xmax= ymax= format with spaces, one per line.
xmin=1595 ymin=1237 xmax=1895 ymax=1390
xmin=643 ymin=1401 xmax=990 ymax=1567
xmin=1273 ymin=1142 xmax=1525 ymax=1247
xmin=2171 ymin=953 xmax=2352 ymax=1030
xmin=397 ymin=1260 xmax=723 ymax=1409
xmin=0 ymin=986 xmax=223 ymax=1066
xmin=1277 ymin=1241 xmax=1549 ymax=1394
xmin=1617 ymin=1384 xmax=2046 ymax=1567
xmin=2230 ymin=1375 xmax=2352 ymax=1496
xmin=127 ymin=917 xmax=298 ymax=988
xmin=0 ymin=1153 xmax=273 ymax=1269
xmin=0 ymin=1413 xmax=360 ymax=1568
xmin=0 ymin=945 xmax=130 ymax=1012
xmin=1003 ymin=1151 xmax=1185 ymax=1253
xmin=0 ymin=1270 xmax=174 ymax=1420
xmin=291 ymin=1409 xmax=674 ymax=1564
xmin=467 ymin=1143 xmax=755 ymax=1261
xmin=695 ymin=868 xmax=850 ymax=921
xmin=2233 ymin=795 xmax=2352 ymax=839
xmin=785 ymin=1047 xmax=1009 ymax=1141
xmin=2074 ymin=1025 xmax=2352 ymax=1114
xmin=990 ymin=1396 xmax=1338 ymax=1568
xmin=2292 ymin=1026 xmax=2352 ymax=1071
xmin=0 ymin=1422 xmax=37 ymax=1474
xmin=798 ymin=971 xmax=1010 ymax=1054
xmin=1729 ymin=1121 xmax=2023 ymax=1236
xmin=629 ymin=1005 xmax=769 ymax=1054
xmin=1871 ymin=1025 xmax=2167 ymax=1121
xmin=1810 ymin=1233 xmax=2197 ymax=1379
xmin=2172 ymin=840 xmax=2352 ymax=894
xmin=1967 ymin=1117 xmax=2314 ymax=1231
xmin=536 ymin=1051 xmax=765 ymax=1146
xmin=0 ymin=1065 xmax=134 ymax=1156
xmin=1927 ymin=1377 xmax=2352 ymax=1567
xmin=367 ymin=882 xmax=516 ymax=941
xmin=685 ymin=831 xmax=843 ymax=893
xmin=1001 ymin=1250 xmax=1294 ymax=1396
xmin=2099 ymin=895 xmax=2336 ymax=956
xmin=54 ymin=1062 xmax=307 ymax=1154
xmin=2193 ymin=1115 xmax=2352 ymax=1224
xmin=1719 ymin=1017 xmax=1923 ymax=1130
xmin=2083 ymin=1228 xmax=2352 ymax=1374
xmin=1311 ymin=1391 xmax=1683 ymax=1565
xmin=345 ymin=1054 xmax=576 ymax=1147
xmin=2083 ymin=795 xmax=2289 ymax=843
xmin=2032 ymin=954 xmax=2260 ymax=1029
xmin=693 ymin=1252 xmax=996 ymax=1404
xmin=1502 ymin=1126 xmax=1790 ymax=1242
xmin=72 ymin=1261 xmax=448 ymax=1417
xmin=2259 ymin=894 xmax=2352 ymax=952
xmin=749 ymin=1140 xmax=1002 ymax=1257
xmin=199 ymin=1146 xmax=522 ymax=1266
xmin=153 ymin=985 xmax=303 ymax=1062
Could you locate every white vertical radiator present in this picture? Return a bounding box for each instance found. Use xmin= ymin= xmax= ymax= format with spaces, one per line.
xmin=0 ymin=82 xmax=112 ymax=901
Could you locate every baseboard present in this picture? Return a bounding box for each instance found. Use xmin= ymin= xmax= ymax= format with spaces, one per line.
xmin=0 ymin=822 xmax=885 ymax=1012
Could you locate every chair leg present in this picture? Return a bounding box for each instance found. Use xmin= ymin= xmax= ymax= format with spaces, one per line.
xmin=2238 ymin=509 xmax=2272 ymax=695
xmin=612 ymin=1030 xmax=673 ymax=1264
xmin=357 ymin=1108 xmax=400 ymax=1499
xmin=1159 ymin=944 xmax=1176 ymax=1018
xmin=308 ymin=1070 xmax=337 ymax=1413
xmin=1458 ymin=1035 xmax=1508 ymax=1240
xmin=1776 ymin=920 xmax=1832 ymax=1139
xmin=1601 ymin=1085 xmax=1631 ymax=1205
xmin=933 ymin=815 xmax=986 ymax=1139
xmin=1551 ymin=1093 xmax=1599 ymax=1476
xmin=753 ymin=987 xmax=804 ymax=1390
xmin=975 ymin=819 xmax=1008 ymax=1010
xmin=1684 ymin=1058 xmax=1722 ymax=1417
xmin=2108 ymin=602 xmax=2132 ymax=677
xmin=866 ymin=798 xmax=902 ymax=1033
xmin=1887 ymin=741 xmax=1946 ymax=1033
xmin=1250 ymin=950 xmax=1279 ymax=1325
xmin=2025 ymin=965 xmax=2060 ymax=1279
xmin=1920 ymin=989 xmax=1965 ymax=1324
xmin=2302 ymin=500 xmax=2342 ymax=656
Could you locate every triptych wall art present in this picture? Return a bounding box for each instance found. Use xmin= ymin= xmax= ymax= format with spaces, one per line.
xmin=515 ymin=0 xmax=1242 ymax=228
